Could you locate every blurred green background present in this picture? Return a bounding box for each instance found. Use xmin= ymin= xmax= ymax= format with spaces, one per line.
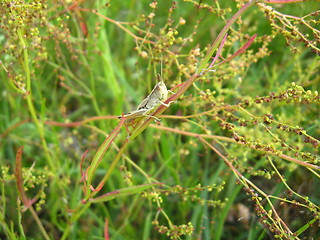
xmin=0 ymin=0 xmax=319 ymax=239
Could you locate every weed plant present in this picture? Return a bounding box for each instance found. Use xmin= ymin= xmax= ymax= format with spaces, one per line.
xmin=0 ymin=0 xmax=319 ymax=239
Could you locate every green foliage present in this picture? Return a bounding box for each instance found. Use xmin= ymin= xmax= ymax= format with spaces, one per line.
xmin=0 ymin=0 xmax=319 ymax=239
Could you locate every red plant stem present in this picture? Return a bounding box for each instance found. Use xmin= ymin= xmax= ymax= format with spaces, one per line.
xmin=199 ymin=137 xmax=295 ymax=235
xmin=104 ymin=218 xmax=110 ymax=240
xmin=261 ymin=0 xmax=307 ymax=3
xmin=150 ymin=124 xmax=320 ymax=171
xmin=15 ymin=146 xmax=29 ymax=207
xmin=209 ymin=33 xmax=228 ymax=68
xmin=84 ymin=118 xmax=125 ymax=197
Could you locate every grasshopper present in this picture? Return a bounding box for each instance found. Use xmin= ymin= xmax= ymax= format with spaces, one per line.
xmin=119 ymin=81 xmax=174 ymax=122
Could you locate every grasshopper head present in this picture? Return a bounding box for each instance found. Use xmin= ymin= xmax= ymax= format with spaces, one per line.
xmin=157 ymin=81 xmax=168 ymax=100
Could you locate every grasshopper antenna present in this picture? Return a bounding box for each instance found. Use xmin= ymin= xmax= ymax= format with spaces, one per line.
xmin=159 ymin=55 xmax=163 ymax=83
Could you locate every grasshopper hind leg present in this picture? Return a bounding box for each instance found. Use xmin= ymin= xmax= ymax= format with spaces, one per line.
xmin=142 ymin=111 xmax=161 ymax=121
